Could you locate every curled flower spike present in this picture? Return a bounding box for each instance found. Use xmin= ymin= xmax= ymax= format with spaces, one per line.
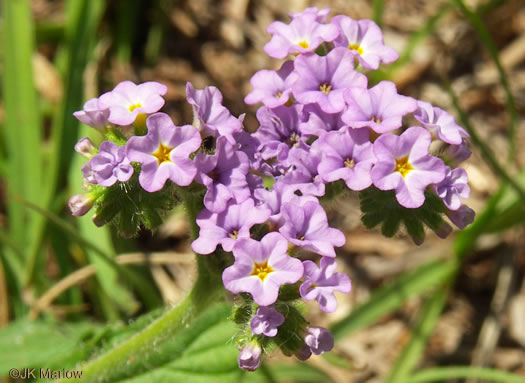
xmin=264 ymin=13 xmax=339 ymax=59
xmin=222 ymin=232 xmax=304 ymax=306
xmin=371 ymin=126 xmax=446 ymax=208
xmin=250 ymin=306 xmax=285 ymax=337
xmin=300 ymin=257 xmax=351 ymax=313
xmin=126 ymin=113 xmax=201 ymax=192
xmin=98 ymin=81 xmax=167 ymax=126
xmin=331 ymin=16 xmax=398 ymax=70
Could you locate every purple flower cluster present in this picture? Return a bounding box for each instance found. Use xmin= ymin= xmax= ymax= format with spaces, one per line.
xmin=70 ymin=6 xmax=475 ymax=372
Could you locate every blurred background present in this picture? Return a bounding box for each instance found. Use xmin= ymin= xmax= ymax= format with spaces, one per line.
xmin=1 ymin=0 xmax=525 ymax=382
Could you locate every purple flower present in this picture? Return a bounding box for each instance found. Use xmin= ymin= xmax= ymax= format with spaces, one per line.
xmin=331 ymin=16 xmax=398 ymax=70
xmin=98 ymin=81 xmax=167 ymax=126
xmin=304 ymin=327 xmax=334 ymax=355
xmin=299 ymin=104 xmax=346 ymax=138
xmin=433 ymin=167 xmax=470 ymax=211
xmin=289 ymin=7 xmax=331 ymax=23
xmin=280 ymin=147 xmax=325 ymax=197
xmin=244 ymin=61 xmax=295 ymax=108
xmin=238 ymin=343 xmax=261 ymax=371
xmin=446 ymin=139 xmax=472 ymax=165
xmin=195 ymin=137 xmax=251 ymax=213
xmin=82 ymin=141 xmax=134 ymax=187
xmin=74 ymin=137 xmax=97 ymax=159
xmin=253 ymin=105 xmax=307 ymax=173
xmin=371 ymin=127 xmax=446 ymax=208
xmin=414 ymin=101 xmax=469 ymax=145
xmin=279 ymin=199 xmax=346 ymax=257
xmin=250 ymin=306 xmax=285 ymax=337
xmin=295 ymin=345 xmax=312 ymax=361
xmin=222 ymin=232 xmax=304 ymax=306
xmin=292 ymin=48 xmax=367 ymax=113
xmin=186 ymin=82 xmax=242 ymax=144
xmin=342 ymin=81 xmax=417 ymax=133
xmin=68 ymin=193 xmax=96 ymax=217
xmin=264 ymin=13 xmax=339 ymax=59
xmin=315 ymin=127 xmax=375 ymax=191
xmin=73 ymin=98 xmax=110 ymax=130
xmin=126 ymin=113 xmax=201 ymax=192
xmin=191 ymin=199 xmax=271 ymax=255
xmin=300 ymin=257 xmax=351 ymax=313
xmin=446 ymin=204 xmax=475 ymax=229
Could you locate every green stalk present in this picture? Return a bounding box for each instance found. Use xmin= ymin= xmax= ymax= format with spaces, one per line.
xmin=58 ymin=192 xmax=225 ymax=383
xmin=409 ymin=366 xmax=525 ymax=383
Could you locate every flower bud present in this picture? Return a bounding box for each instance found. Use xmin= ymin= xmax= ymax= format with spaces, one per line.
xmin=446 ymin=204 xmax=475 ymax=229
xmin=238 ymin=343 xmax=261 ymax=371
xmin=74 ymin=137 xmax=97 ymax=159
xmin=68 ymin=193 xmax=96 ymax=216
xmin=304 ymin=326 xmax=334 ymax=355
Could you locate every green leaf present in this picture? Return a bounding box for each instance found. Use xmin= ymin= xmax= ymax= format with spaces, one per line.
xmin=250 ymin=363 xmax=335 ymax=383
xmin=0 ymin=319 xmax=100 ymax=376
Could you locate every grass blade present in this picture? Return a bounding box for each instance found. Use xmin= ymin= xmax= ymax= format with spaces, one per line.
xmin=409 ymin=366 xmax=525 ymax=383
xmin=372 ymin=0 xmax=385 ymax=27
xmin=330 ymin=258 xmax=457 ymax=340
xmin=451 ymin=0 xmax=519 ymax=161
xmin=385 ymin=287 xmax=448 ymax=383
xmin=2 ymin=0 xmax=42 ymax=294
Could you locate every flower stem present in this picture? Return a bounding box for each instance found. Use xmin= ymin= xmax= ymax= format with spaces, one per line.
xmin=59 ymin=185 xmax=225 ymax=383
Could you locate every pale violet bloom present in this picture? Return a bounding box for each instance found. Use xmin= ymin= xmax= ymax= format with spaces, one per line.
xmin=289 ymin=7 xmax=331 ymax=23
xmin=343 ymin=81 xmax=417 ymax=133
xmin=191 ymin=199 xmax=271 ymax=255
xmin=244 ymin=61 xmax=296 ymax=108
xmin=434 ymin=167 xmax=470 ymax=211
xmin=222 ymin=232 xmax=304 ymax=306
xmin=126 ymin=113 xmax=201 ymax=192
xmin=300 ymin=257 xmax=351 ymax=313
xmin=194 ymin=136 xmax=251 ymax=213
xmin=414 ymin=101 xmax=469 ymax=145
xmin=82 ymin=141 xmax=133 ymax=187
xmin=315 ymin=127 xmax=375 ymax=191
xmin=371 ymin=126 xmax=446 ymax=208
xmin=446 ymin=204 xmax=475 ymax=229
xmin=331 ymin=16 xmax=398 ymax=70
xmin=292 ymin=48 xmax=367 ymax=113
xmin=264 ymin=13 xmax=339 ymax=59
xmin=250 ymin=306 xmax=285 ymax=337
xmin=299 ymin=104 xmax=346 ymax=138
xmin=304 ymin=327 xmax=334 ymax=355
xmin=279 ymin=199 xmax=346 ymax=257
xmin=98 ymin=81 xmax=167 ymax=126
xmin=186 ymin=82 xmax=242 ymax=144
xmin=73 ymin=98 xmax=110 ymax=130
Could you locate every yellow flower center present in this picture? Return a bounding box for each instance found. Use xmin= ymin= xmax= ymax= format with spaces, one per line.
xmin=298 ymin=40 xmax=309 ymax=49
xmin=275 ymin=91 xmax=282 ymax=99
xmin=251 ymin=261 xmax=273 ymax=282
xmin=370 ymin=116 xmax=382 ymax=124
xmin=152 ymin=143 xmax=173 ymax=165
xmin=395 ymin=156 xmax=413 ymax=178
xmin=319 ymin=83 xmax=332 ymax=95
xmin=344 ymin=158 xmax=355 ymax=169
xmin=349 ymin=43 xmax=364 ymax=55
xmin=228 ymin=230 xmax=239 ymax=239
xmin=129 ymin=103 xmax=143 ymax=112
